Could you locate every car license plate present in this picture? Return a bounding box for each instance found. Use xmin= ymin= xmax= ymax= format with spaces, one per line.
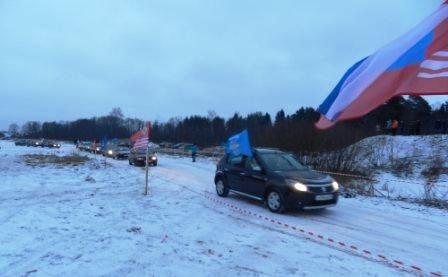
xmin=316 ymin=194 xmax=333 ymax=201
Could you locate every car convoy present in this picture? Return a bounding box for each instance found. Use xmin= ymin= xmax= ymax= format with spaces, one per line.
xmin=14 ymin=139 xmax=61 ymax=148
xmin=13 ymin=139 xmax=338 ymax=213
xmin=75 ymin=141 xmax=158 ymax=167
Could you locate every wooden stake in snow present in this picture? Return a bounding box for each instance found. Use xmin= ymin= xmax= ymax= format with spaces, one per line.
xmin=144 ymin=144 xmax=150 ymax=195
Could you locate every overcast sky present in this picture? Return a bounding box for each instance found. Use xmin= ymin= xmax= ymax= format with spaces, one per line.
xmin=1 ymin=0 xmax=447 ymax=129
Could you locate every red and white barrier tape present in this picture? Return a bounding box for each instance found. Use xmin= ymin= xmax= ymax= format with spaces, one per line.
xmin=99 ymin=169 xmax=443 ymax=276
xmin=315 ymin=170 xmax=428 ymax=186
xmin=202 ymin=193 xmax=443 ymax=277
xmin=315 ymin=170 xmax=376 ymax=181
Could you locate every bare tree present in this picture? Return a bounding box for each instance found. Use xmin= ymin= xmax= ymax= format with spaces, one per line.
xmin=8 ymin=123 xmax=20 ymax=137
xmin=207 ymin=110 xmax=217 ymax=120
xmin=21 ymin=121 xmax=42 ymax=138
xmin=109 ymin=107 xmax=124 ymax=119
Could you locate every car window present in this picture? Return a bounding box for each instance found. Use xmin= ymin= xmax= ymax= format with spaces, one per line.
xmin=259 ymin=153 xmax=306 ymax=171
xmin=228 ymin=156 xmax=244 ymax=167
xmin=245 ymin=157 xmax=262 ymax=172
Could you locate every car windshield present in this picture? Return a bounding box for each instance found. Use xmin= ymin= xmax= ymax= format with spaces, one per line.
xmin=258 ymin=153 xmax=306 ymax=171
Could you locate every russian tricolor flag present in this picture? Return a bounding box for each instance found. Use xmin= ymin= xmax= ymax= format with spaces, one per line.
xmin=316 ymin=2 xmax=448 ymax=129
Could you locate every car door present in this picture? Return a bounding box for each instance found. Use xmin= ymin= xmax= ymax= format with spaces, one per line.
xmin=242 ymin=156 xmax=267 ymax=198
xmin=225 ymin=156 xmax=246 ymax=191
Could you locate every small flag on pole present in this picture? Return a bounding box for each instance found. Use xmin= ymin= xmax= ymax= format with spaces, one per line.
xmin=225 ymin=129 xmax=253 ymax=157
xmin=131 ymin=122 xmax=152 ymax=150
xmin=133 ymin=137 xmax=149 ymax=150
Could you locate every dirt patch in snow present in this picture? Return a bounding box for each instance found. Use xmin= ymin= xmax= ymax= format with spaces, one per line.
xmin=22 ymin=154 xmax=90 ymax=166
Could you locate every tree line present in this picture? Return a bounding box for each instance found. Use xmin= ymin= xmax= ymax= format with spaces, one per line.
xmin=8 ymin=96 xmax=448 ymax=153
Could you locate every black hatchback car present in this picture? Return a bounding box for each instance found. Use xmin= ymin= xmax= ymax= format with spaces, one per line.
xmin=214 ymin=148 xmax=339 ymax=213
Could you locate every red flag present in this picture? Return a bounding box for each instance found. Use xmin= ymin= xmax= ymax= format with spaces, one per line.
xmin=130 ymin=130 xmax=144 ymax=144
xmin=130 ymin=122 xmax=152 ymax=150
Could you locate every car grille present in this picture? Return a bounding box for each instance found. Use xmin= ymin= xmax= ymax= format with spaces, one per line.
xmin=308 ymin=185 xmax=333 ymax=193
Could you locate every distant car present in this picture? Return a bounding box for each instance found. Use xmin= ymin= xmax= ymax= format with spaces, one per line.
xmin=32 ymin=139 xmax=44 ymax=147
xmin=159 ymin=142 xmax=173 ymax=148
xmin=214 ymin=148 xmax=339 ymax=213
xmin=77 ymin=142 xmax=91 ymax=152
xmin=89 ymin=143 xmax=101 ymax=153
xmin=43 ymin=140 xmax=61 ymax=148
xmin=172 ymin=143 xmax=194 ymax=152
xmin=25 ymin=140 xmax=35 ymax=147
xmin=15 ymin=139 xmax=27 ymax=146
xmin=129 ymin=148 xmax=158 ymax=166
xmin=172 ymin=143 xmax=184 ymax=149
xmin=105 ymin=145 xmax=130 ymax=159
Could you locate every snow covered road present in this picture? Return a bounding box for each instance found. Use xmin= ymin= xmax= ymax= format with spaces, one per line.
xmin=154 ymin=154 xmax=448 ymax=275
xmin=0 ymin=141 xmax=446 ymax=276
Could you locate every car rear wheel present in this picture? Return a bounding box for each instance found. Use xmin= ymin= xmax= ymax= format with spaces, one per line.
xmin=266 ymin=190 xmax=286 ymax=213
xmin=215 ymin=179 xmax=229 ymax=197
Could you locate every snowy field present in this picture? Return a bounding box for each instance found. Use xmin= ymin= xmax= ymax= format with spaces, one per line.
xmin=0 ymin=141 xmax=447 ymax=276
xmin=308 ymin=135 xmax=448 ymax=200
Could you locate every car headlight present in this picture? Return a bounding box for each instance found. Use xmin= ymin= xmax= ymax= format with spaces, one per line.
xmin=293 ymin=182 xmax=308 ymax=192
xmin=332 ymin=181 xmax=339 ymax=191
xmin=96 ymin=147 xmax=100 ymax=151
xmin=108 ymin=150 xmax=113 ymax=155
xmin=151 ymin=156 xmax=157 ymax=161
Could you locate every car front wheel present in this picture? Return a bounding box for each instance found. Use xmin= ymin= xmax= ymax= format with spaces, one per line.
xmin=215 ymin=179 xmax=229 ymax=197
xmin=266 ymin=190 xmax=286 ymax=213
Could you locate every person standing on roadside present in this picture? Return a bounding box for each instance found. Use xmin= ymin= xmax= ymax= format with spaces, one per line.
xmin=391 ymin=119 xmax=399 ymax=136
xmin=191 ymin=143 xmax=198 ymax=163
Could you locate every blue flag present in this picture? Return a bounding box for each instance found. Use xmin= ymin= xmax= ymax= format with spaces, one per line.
xmin=100 ymin=136 xmax=108 ymax=151
xmin=225 ymin=129 xmax=252 ymax=157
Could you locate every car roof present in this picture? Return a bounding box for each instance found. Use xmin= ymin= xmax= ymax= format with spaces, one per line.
xmin=253 ymin=148 xmax=284 ymax=154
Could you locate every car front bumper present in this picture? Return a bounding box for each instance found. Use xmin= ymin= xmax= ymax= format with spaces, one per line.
xmin=134 ymin=157 xmax=157 ymax=164
xmin=286 ymin=191 xmax=339 ymax=210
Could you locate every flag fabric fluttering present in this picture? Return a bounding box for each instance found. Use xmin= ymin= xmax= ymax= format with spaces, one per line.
xmin=133 ymin=137 xmax=149 ymax=150
xmin=131 ymin=122 xmax=152 ymax=150
xmin=225 ymin=129 xmax=253 ymax=157
xmin=130 ymin=130 xmax=144 ymax=145
xmin=316 ymin=2 xmax=448 ymax=129
xmin=100 ymin=136 xmax=108 ymax=150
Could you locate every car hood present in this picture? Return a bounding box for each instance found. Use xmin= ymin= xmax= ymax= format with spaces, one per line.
xmin=275 ymin=169 xmax=332 ymax=184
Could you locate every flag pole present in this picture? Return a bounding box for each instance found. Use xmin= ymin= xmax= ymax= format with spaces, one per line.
xmin=144 ymin=121 xmax=152 ymax=196
xmin=144 ymin=144 xmax=149 ymax=195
